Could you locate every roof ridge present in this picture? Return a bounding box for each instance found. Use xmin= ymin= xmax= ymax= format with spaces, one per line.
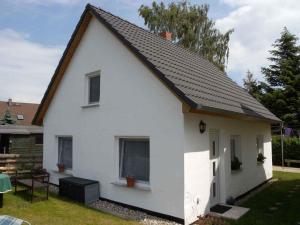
xmin=87 ymin=4 xmax=225 ymax=75
xmin=86 ymin=4 xmax=279 ymax=122
xmin=33 ymin=4 xmax=280 ymax=124
xmin=0 ymin=100 xmax=39 ymax=105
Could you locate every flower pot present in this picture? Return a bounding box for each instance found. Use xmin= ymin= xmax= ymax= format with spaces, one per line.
xmin=57 ymin=164 xmax=65 ymax=173
xmin=126 ymin=176 xmax=135 ymax=187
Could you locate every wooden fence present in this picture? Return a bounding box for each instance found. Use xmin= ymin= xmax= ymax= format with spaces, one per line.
xmin=0 ymin=153 xmax=43 ymax=176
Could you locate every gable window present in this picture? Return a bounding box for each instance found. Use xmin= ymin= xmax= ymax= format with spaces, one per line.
xmin=119 ymin=138 xmax=150 ymax=183
xmin=256 ymin=135 xmax=264 ymax=155
xmin=58 ymin=136 xmax=73 ymax=170
xmin=85 ymin=71 xmax=100 ymax=105
xmin=35 ymin=134 xmax=43 ymax=145
xmin=230 ymin=135 xmax=242 ymax=170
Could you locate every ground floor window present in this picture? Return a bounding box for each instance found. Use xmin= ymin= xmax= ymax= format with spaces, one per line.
xmin=58 ymin=136 xmax=73 ymax=170
xmin=119 ymin=138 xmax=150 ymax=183
xmin=230 ymin=135 xmax=242 ymax=170
xmin=256 ymin=135 xmax=264 ymax=155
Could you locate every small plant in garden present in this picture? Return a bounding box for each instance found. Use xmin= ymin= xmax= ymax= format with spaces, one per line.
xmin=231 ymin=156 xmax=242 ymax=170
xmin=257 ymin=153 xmax=266 ymax=163
xmin=196 ymin=215 xmax=229 ymax=225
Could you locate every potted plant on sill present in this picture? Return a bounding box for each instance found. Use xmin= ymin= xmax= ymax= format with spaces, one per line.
xmin=257 ymin=153 xmax=266 ymax=164
xmin=57 ymin=163 xmax=65 ymax=173
xmin=126 ymin=176 xmax=136 ymax=187
xmin=231 ymin=156 xmax=242 ymax=171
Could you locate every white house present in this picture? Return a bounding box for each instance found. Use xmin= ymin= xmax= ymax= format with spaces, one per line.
xmin=33 ymin=4 xmax=280 ymax=225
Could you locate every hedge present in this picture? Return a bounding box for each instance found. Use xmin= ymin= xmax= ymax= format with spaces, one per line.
xmin=272 ymin=136 xmax=300 ymax=166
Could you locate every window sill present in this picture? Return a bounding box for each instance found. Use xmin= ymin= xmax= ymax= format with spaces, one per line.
xmin=111 ymin=181 xmax=151 ymax=191
xmin=81 ymin=103 xmax=100 ymax=108
xmin=231 ymin=168 xmax=243 ymax=174
xmin=52 ymin=169 xmax=73 ymax=176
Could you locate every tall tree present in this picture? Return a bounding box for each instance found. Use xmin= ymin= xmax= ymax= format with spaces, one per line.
xmin=243 ymin=70 xmax=266 ymax=102
xmin=243 ymin=70 xmax=258 ymax=95
xmin=139 ymin=1 xmax=233 ymax=71
xmin=261 ymin=27 xmax=300 ymax=127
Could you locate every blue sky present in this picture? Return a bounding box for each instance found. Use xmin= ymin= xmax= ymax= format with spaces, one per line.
xmin=0 ymin=0 xmax=300 ymax=103
xmin=0 ymin=0 xmax=233 ymax=45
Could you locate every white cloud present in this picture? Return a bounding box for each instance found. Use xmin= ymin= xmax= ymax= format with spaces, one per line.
xmin=6 ymin=0 xmax=82 ymax=5
xmin=0 ymin=29 xmax=62 ymax=103
xmin=116 ymin=0 xmax=153 ymax=7
xmin=217 ymin=0 xmax=300 ymax=82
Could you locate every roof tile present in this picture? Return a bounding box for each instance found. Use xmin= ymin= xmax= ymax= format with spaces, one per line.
xmin=89 ymin=5 xmax=279 ymax=122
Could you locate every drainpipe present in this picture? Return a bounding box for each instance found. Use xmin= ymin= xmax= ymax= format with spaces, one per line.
xmin=280 ymin=122 xmax=284 ymax=167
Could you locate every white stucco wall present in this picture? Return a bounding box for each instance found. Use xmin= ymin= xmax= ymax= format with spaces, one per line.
xmin=42 ymin=13 xmax=274 ymax=225
xmin=183 ymin=113 xmax=272 ymax=224
xmin=43 ymin=17 xmax=185 ymax=219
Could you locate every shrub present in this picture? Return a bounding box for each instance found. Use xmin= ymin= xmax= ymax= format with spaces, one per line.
xmin=272 ymin=136 xmax=300 ymax=166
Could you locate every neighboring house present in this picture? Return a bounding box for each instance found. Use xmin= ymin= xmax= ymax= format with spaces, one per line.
xmin=33 ymin=4 xmax=280 ymax=225
xmin=0 ymin=99 xmax=43 ymax=155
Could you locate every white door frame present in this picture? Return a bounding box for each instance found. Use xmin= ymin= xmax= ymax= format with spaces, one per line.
xmin=209 ymin=130 xmax=220 ymax=207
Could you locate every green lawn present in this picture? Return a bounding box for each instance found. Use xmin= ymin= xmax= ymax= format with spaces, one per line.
xmin=0 ymin=191 xmax=138 ymax=225
xmin=0 ymin=171 xmax=299 ymax=225
xmin=230 ymin=171 xmax=300 ymax=225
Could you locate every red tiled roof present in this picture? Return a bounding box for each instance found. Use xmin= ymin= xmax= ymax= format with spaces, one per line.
xmin=0 ymin=100 xmax=39 ymax=126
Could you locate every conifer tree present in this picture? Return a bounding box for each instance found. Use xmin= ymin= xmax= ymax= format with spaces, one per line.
xmin=261 ymin=28 xmax=300 ymax=127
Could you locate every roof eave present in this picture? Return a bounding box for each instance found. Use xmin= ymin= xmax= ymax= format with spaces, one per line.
xmin=32 ymin=6 xmax=93 ymax=125
xmin=193 ymin=104 xmax=281 ymax=124
xmin=32 ymin=4 xmax=199 ymax=125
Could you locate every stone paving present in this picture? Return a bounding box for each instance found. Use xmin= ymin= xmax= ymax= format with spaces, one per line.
xmin=273 ymin=166 xmax=300 ymax=173
xmin=209 ymin=205 xmax=249 ymax=220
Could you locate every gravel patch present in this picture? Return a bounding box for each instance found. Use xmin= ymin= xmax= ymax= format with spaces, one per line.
xmin=90 ymin=200 xmax=181 ymax=225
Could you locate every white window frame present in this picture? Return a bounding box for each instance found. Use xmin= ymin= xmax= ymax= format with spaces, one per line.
xmin=114 ymin=136 xmax=150 ymax=186
xmin=256 ymin=135 xmax=264 ymax=155
xmin=83 ymin=70 xmax=101 ymax=107
xmin=230 ymin=135 xmax=242 ymax=162
xmin=56 ymin=135 xmax=73 ymax=171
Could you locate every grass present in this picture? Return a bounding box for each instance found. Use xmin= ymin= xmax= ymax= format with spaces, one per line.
xmin=0 ymin=191 xmax=138 ymax=225
xmin=1 ymin=171 xmax=299 ymax=225
xmin=229 ymin=171 xmax=300 ymax=225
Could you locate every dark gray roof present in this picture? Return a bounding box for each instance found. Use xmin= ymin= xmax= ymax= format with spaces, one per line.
xmin=91 ymin=5 xmax=280 ymax=122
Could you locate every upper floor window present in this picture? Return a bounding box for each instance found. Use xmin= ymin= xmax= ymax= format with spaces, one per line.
xmin=86 ymin=71 xmax=100 ymax=105
xmin=119 ymin=138 xmax=150 ymax=183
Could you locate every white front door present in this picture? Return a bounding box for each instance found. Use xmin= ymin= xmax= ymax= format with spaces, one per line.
xmin=209 ymin=130 xmax=220 ymax=207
